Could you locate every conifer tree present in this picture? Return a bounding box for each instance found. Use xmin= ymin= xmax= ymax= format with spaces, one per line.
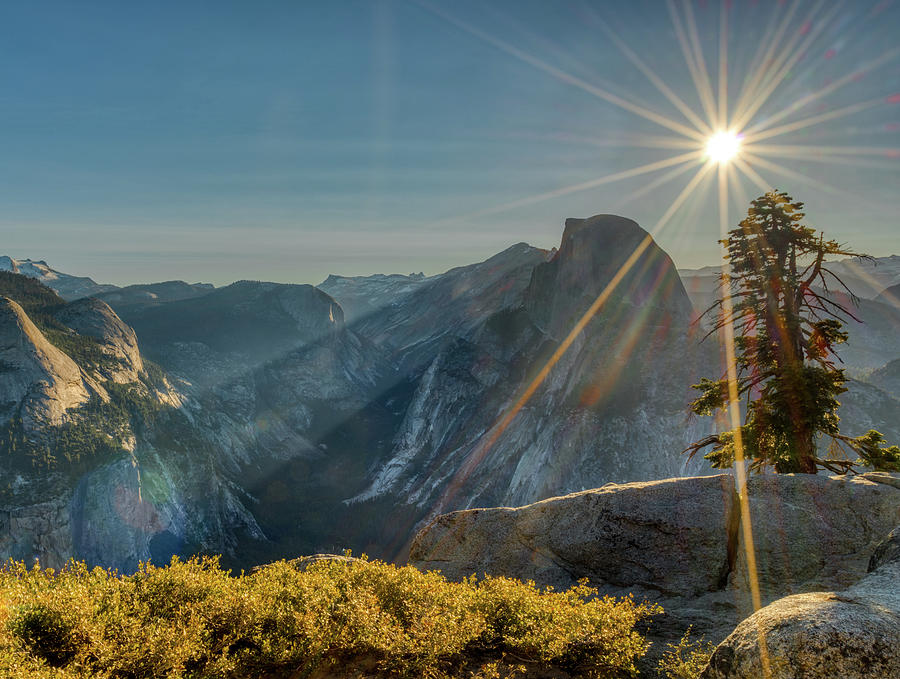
xmin=686 ymin=190 xmax=900 ymax=474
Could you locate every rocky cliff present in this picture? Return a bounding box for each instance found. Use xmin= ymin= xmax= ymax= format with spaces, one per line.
xmin=111 ymin=280 xmax=343 ymax=387
xmin=347 ymin=216 xmax=713 ymax=539
xmin=0 ymin=274 xmax=261 ymax=571
xmin=410 ymin=472 xmax=900 ymax=656
xmin=2 ymin=218 xmax=899 ymax=573
xmin=0 ymin=297 xmax=90 ymax=430
xmin=54 ymin=297 xmax=145 ymax=384
xmin=318 ymin=272 xmax=430 ymax=322
xmin=42 ymin=216 xmax=714 ymax=568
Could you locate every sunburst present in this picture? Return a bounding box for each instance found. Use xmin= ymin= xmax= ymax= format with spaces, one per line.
xmin=706 ymin=130 xmax=742 ymax=164
xmin=416 ymin=1 xmax=898 ymax=648
xmin=416 ymin=0 xmax=898 ymax=252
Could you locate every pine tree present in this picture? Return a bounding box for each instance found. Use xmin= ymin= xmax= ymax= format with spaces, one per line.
xmin=687 ymin=190 xmax=900 ymax=474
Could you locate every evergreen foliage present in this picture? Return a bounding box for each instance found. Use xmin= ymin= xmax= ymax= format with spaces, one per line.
xmin=687 ymin=190 xmax=900 ymax=474
xmin=0 ymin=555 xmax=657 ymax=678
xmin=0 ymin=271 xmax=66 ymax=317
xmin=0 ymin=271 xmax=117 ymax=371
xmin=0 ymin=383 xmax=167 ymax=485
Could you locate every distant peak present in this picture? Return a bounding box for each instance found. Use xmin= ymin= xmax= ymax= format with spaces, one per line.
xmin=556 ymin=215 xmax=650 ymax=262
xmin=562 ymin=214 xmax=644 ymax=241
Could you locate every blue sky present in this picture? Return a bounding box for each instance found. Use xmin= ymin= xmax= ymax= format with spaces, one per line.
xmin=2 ymin=0 xmax=899 ymax=286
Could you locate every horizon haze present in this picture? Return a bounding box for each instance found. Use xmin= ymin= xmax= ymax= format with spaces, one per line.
xmin=2 ymin=0 xmax=898 ymax=286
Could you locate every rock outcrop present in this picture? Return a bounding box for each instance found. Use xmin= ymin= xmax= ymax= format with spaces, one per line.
xmin=411 ymin=474 xmax=737 ymax=596
xmin=728 ymin=471 xmax=900 ymax=619
xmin=868 ymin=525 xmax=900 ymax=570
xmin=701 ymin=525 xmax=900 ymax=679
xmin=0 ymin=496 xmax=73 ymax=569
xmin=525 ymin=215 xmax=692 ymax=338
xmin=55 ymin=297 xmax=144 ymax=383
xmin=0 ymin=297 xmax=90 ymax=429
xmin=410 ymin=473 xmax=900 ymax=648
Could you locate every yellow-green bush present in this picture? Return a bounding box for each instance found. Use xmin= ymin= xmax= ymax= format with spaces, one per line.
xmin=0 ymin=555 xmax=658 ymax=678
xmin=656 ymin=628 xmax=715 ymax=679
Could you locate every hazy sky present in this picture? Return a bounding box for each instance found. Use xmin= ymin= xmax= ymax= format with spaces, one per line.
xmin=2 ymin=0 xmax=899 ymax=286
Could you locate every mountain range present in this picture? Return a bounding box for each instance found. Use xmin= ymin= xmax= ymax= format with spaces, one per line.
xmin=2 ymin=216 xmax=899 ymax=571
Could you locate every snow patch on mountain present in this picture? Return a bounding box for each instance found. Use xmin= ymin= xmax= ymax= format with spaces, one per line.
xmin=0 ymin=256 xmax=117 ymax=300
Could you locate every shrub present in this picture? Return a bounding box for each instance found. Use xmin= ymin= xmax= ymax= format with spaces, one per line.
xmin=657 ymin=628 xmax=715 ymax=679
xmin=6 ymin=603 xmax=78 ymax=666
xmin=0 ymin=555 xmax=658 ymax=678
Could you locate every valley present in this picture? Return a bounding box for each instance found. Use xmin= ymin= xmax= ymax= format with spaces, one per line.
xmin=2 ymin=216 xmax=899 ymax=572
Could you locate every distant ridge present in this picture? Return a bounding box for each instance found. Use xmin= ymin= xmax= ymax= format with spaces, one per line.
xmin=679 ymin=254 xmax=900 ymax=313
xmin=0 ymin=255 xmax=117 ymax=300
xmin=96 ymin=280 xmax=214 ymax=311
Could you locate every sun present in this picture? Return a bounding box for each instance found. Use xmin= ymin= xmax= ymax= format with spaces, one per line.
xmin=706 ymin=131 xmax=742 ymax=165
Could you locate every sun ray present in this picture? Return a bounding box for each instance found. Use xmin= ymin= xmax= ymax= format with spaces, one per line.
xmin=875 ymin=287 xmax=900 ymax=311
xmin=732 ymin=0 xmax=801 ymax=121
xmin=666 ymin=0 xmax=718 ymax=128
xmin=732 ymin=157 xmax=771 ymax=193
xmin=597 ymin=18 xmax=712 ymax=135
xmin=746 ymin=151 xmax=899 ymax=171
xmin=746 ymin=0 xmax=831 ymax=101
xmin=424 ymin=150 xmax=704 ymax=229
xmin=413 ymin=0 xmax=706 ymax=141
xmin=547 ymin=131 xmax=702 ymax=151
xmin=733 ymin=1 xmax=843 ymax=131
xmin=718 ymin=0 xmax=728 ymax=130
xmin=612 ymin=157 xmax=704 ymax=210
xmin=682 ymin=0 xmax=719 ymax=128
xmin=717 ymin=160 xmax=771 ymax=676
xmin=743 ymin=48 xmax=900 ymax=136
xmin=743 ymin=97 xmax=885 ymax=144
xmin=836 ymin=258 xmax=900 ymax=301
xmin=731 ymin=0 xmax=825 ymax=126
xmin=482 ymin=4 xmax=612 ymax=95
xmin=436 ymin=161 xmax=715 ymax=508
xmin=747 ymin=142 xmax=900 ymax=157
xmin=741 ymin=151 xmax=847 ymax=196
xmin=745 ymin=151 xmax=900 ymax=214
xmin=727 ymin=163 xmax=751 ymax=213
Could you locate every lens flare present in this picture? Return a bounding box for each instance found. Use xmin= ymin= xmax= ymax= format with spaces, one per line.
xmin=707 ymin=131 xmax=742 ymax=164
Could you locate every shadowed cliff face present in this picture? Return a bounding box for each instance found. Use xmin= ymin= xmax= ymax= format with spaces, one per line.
xmin=526 ymin=215 xmax=693 ymax=338
xmin=344 ymin=216 xmax=714 ymax=556
xmin=111 ymin=281 xmax=344 ymax=387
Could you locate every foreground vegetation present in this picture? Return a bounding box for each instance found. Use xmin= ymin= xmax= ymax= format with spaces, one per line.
xmin=0 ymin=555 xmax=659 ymax=678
